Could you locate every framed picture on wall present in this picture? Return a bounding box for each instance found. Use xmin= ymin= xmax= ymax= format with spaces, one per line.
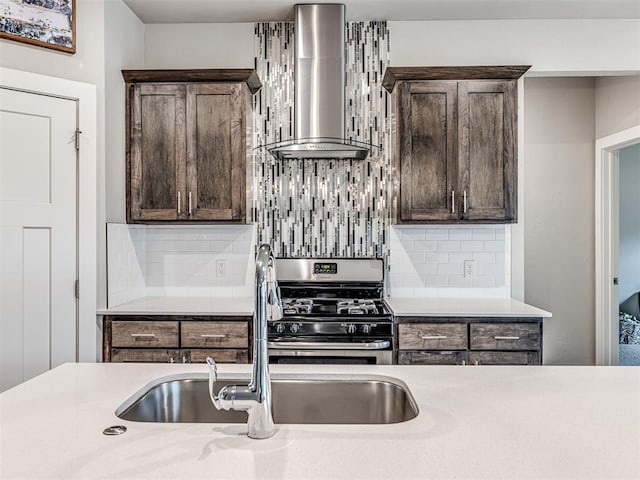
xmin=0 ymin=0 xmax=75 ymax=54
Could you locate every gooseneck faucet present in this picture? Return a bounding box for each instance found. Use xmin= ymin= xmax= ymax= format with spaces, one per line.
xmin=206 ymin=244 xmax=283 ymax=439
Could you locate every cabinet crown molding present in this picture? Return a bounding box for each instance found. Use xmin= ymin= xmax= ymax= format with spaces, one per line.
xmin=121 ymin=69 xmax=262 ymax=94
xmin=382 ymin=65 xmax=531 ymax=92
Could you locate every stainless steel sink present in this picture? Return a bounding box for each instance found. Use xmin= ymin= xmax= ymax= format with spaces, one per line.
xmin=116 ymin=373 xmax=419 ymax=424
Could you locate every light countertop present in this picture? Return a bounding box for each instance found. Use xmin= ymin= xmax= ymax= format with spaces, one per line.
xmin=386 ymin=297 xmax=552 ymax=318
xmin=0 ymin=362 xmax=636 ymax=479
xmin=98 ymin=296 xmax=253 ymax=316
xmin=98 ymin=295 xmax=550 ymax=319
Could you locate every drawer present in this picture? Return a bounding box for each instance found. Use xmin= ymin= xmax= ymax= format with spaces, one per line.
xmin=470 ymin=323 xmax=540 ymax=351
xmin=111 ymin=348 xmax=180 ymax=363
xmin=186 ymin=349 xmax=249 ymax=364
xmin=111 ymin=321 xmax=179 ymax=348
xmin=398 ymin=350 xmax=467 ymax=365
xmin=399 ymin=323 xmax=467 ymax=350
xmin=468 ymin=351 xmax=541 ymax=365
xmin=181 ymin=321 xmax=248 ymax=348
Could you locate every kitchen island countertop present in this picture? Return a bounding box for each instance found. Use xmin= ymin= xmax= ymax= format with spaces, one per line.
xmin=0 ymin=362 xmax=636 ymax=479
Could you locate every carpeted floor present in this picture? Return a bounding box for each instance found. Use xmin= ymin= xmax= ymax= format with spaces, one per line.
xmin=619 ymin=344 xmax=640 ymax=365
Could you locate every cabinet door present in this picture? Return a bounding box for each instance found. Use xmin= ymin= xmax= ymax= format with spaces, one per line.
xmin=458 ymin=81 xmax=517 ymax=222
xmin=181 ymin=321 xmax=248 ymax=348
xmin=469 ymin=322 xmax=540 ymax=351
xmin=398 ymin=323 xmax=467 ymax=350
xmin=397 ymin=81 xmax=458 ymax=222
xmin=468 ymin=351 xmax=540 ymax=365
xmin=111 ymin=348 xmax=181 ymax=363
xmin=129 ymin=84 xmax=186 ymax=221
xmin=111 ymin=321 xmax=179 ymax=348
xmin=186 ymin=349 xmax=249 ymax=364
xmin=398 ymin=351 xmax=467 ymax=365
xmin=186 ymin=83 xmax=246 ymax=221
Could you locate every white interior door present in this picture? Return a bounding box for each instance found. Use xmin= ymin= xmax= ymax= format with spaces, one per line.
xmin=0 ymin=87 xmax=78 ymax=392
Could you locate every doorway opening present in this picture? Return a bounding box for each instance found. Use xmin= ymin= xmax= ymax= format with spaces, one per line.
xmin=595 ymin=125 xmax=640 ymax=365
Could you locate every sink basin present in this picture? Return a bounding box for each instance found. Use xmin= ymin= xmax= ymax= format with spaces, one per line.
xmin=116 ymin=373 xmax=419 ymax=424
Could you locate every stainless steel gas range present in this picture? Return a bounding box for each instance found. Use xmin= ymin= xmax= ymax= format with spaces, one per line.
xmin=267 ymin=258 xmax=393 ymax=365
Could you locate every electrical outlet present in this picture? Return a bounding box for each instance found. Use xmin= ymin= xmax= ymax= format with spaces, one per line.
xmin=216 ymin=259 xmax=226 ymax=277
xmin=464 ymin=260 xmax=476 ymax=278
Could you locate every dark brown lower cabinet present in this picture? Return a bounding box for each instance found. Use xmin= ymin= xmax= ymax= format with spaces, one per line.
xmin=103 ymin=315 xmax=251 ymax=364
xmin=396 ymin=317 xmax=543 ymax=365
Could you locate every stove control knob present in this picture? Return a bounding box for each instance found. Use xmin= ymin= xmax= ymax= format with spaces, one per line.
xmin=361 ymin=324 xmax=371 ymax=334
xmin=275 ymin=323 xmax=286 ymax=334
xmin=289 ymin=323 xmax=300 ymax=334
xmin=346 ymin=323 xmax=357 ymax=334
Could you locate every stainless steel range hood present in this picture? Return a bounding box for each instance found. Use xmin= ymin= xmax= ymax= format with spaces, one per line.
xmin=267 ymin=4 xmax=373 ymax=160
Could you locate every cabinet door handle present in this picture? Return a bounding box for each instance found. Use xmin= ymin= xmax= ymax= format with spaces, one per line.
xmin=201 ymin=334 xmax=226 ymax=338
xmin=130 ymin=333 xmax=156 ymax=338
xmin=494 ymin=336 xmax=520 ymax=340
xmin=177 ymin=191 xmax=182 ymax=214
xmin=188 ymin=191 xmax=193 ymax=216
xmin=451 ymin=191 xmax=455 ymax=214
xmin=422 ymin=335 xmax=448 ymax=340
xmin=463 ymin=190 xmax=467 ymax=213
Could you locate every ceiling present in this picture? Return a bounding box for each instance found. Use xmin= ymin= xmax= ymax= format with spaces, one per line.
xmin=123 ymin=0 xmax=640 ymax=24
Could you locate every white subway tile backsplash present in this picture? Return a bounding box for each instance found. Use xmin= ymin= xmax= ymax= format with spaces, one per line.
xmin=413 ymin=240 xmax=437 ymax=252
xmin=448 ymin=275 xmax=473 ymax=288
xmin=437 ymin=263 xmax=463 ymax=275
xmin=390 ymin=225 xmax=510 ymax=299
xmin=401 ymin=229 xmax=426 ymax=240
xmin=107 ymin=224 xmax=256 ymax=307
xmin=423 ymin=275 xmax=449 ymax=288
xmin=425 ymin=229 xmax=449 ymax=240
xmin=483 ymin=240 xmax=505 ymax=252
xmin=459 ymin=240 xmax=483 ymax=252
xmin=426 ymin=252 xmax=449 ymax=264
xmin=473 ymin=276 xmax=496 ymax=288
xmin=436 ymin=240 xmax=461 ymax=252
xmin=448 ymin=229 xmax=473 ymax=240
xmin=473 ymin=252 xmax=496 ymax=264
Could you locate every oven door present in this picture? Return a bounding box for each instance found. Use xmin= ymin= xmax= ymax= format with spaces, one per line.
xmin=267 ymin=340 xmax=393 ymax=365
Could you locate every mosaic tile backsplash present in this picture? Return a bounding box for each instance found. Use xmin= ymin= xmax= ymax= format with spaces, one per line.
xmin=252 ymin=21 xmax=394 ymax=258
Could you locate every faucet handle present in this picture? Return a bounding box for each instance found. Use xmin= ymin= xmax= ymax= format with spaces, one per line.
xmin=206 ymin=357 xmax=221 ymax=409
xmin=268 ymin=285 xmax=284 ymax=321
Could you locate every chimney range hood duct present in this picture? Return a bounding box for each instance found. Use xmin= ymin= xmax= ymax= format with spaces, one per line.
xmin=266 ymin=4 xmax=375 ymax=160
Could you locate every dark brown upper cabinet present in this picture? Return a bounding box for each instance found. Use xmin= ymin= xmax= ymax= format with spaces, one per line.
xmin=384 ymin=66 xmax=530 ymax=224
xmin=123 ymin=69 xmax=261 ymax=223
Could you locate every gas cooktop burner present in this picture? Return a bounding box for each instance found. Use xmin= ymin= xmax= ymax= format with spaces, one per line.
xmin=282 ymin=298 xmax=384 ymax=316
xmin=336 ymin=299 xmax=378 ymax=315
xmin=282 ymin=299 xmax=313 ymax=315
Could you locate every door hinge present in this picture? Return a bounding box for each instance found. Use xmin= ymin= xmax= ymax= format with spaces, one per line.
xmin=74 ymin=129 xmax=82 ymax=151
xmin=75 ymin=279 xmax=79 ymax=299
xmin=613 ymin=277 xmax=619 ymax=286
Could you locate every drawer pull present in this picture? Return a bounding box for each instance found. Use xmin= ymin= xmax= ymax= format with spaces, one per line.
xmin=130 ymin=333 xmax=156 ymax=338
xmin=200 ymin=334 xmax=226 ymax=338
xmin=422 ymin=335 xmax=448 ymax=340
xmin=494 ymin=336 xmax=520 ymax=340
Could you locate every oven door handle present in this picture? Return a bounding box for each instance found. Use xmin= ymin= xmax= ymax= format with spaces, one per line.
xmin=267 ymin=340 xmax=390 ymax=350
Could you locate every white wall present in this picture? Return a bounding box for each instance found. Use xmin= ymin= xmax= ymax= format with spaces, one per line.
xmin=389 ymin=20 xmax=640 ymax=74
xmin=595 ymin=76 xmax=640 ymax=138
xmin=144 ymin=23 xmax=254 ymax=69
xmin=524 ymin=77 xmax=596 ymax=365
xmin=618 ymin=144 xmax=640 ymax=306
